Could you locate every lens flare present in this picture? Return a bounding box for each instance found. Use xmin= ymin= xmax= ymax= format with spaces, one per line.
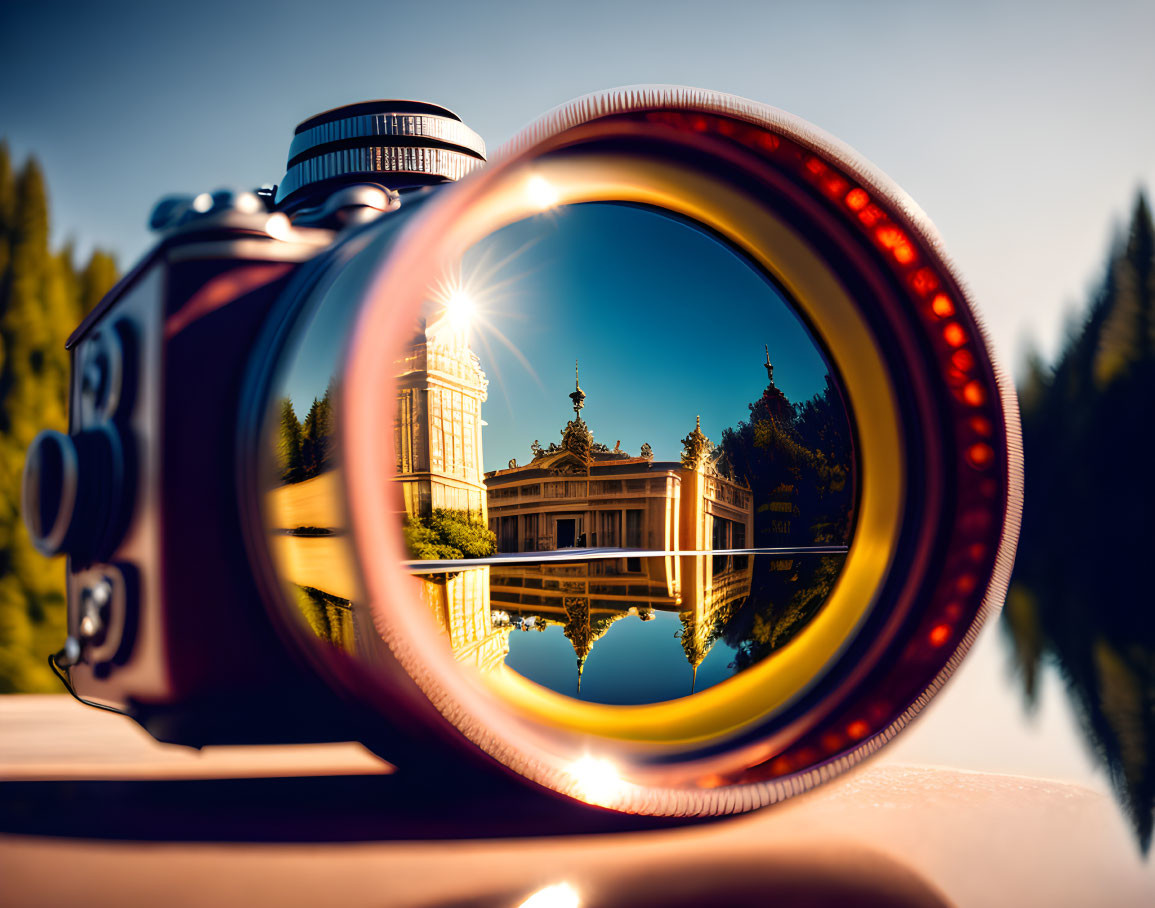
xmin=567 ymin=755 xmax=626 ymax=807
xmin=527 ymin=174 xmax=559 ymax=210
xmin=265 ymin=212 xmax=293 ymax=242
xmin=518 ymin=883 xmax=580 ymax=908
xmin=445 ymin=289 xmax=474 ymax=334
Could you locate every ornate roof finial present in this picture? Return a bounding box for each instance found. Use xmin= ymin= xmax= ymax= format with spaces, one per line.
xmin=569 ymin=358 xmax=586 ymax=416
xmin=681 ymin=415 xmax=713 ymax=470
xmin=764 ymin=344 xmax=774 ymax=385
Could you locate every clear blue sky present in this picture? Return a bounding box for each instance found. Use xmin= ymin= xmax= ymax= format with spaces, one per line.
xmin=460 ymin=204 xmax=830 ymax=468
xmin=278 ymin=202 xmax=830 ymax=470
xmin=2 ymin=0 xmax=1154 ymax=371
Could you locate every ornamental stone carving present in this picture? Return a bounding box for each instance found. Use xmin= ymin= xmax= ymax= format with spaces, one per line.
xmin=680 ymin=415 xmax=713 ymax=470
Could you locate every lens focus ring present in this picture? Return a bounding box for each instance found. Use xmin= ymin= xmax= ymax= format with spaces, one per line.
xmin=288 ymin=113 xmax=486 ymax=165
xmin=277 ymin=100 xmax=487 ymax=204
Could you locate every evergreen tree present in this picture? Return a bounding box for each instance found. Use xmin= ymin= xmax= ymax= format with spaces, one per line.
xmin=1095 ymin=194 xmax=1155 ymax=388
xmin=715 ymin=369 xmax=854 ymax=669
xmin=0 ymin=142 xmax=119 ymax=691
xmin=300 ymin=398 xmax=322 ymax=480
xmin=276 ymin=398 xmax=304 ymax=484
xmin=1006 ymin=190 xmax=1155 ymax=853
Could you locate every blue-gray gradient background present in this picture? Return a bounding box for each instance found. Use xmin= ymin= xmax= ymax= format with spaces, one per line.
xmin=4 ymin=0 xmax=1155 ymax=845
xmin=3 ymin=0 xmax=1153 ymax=367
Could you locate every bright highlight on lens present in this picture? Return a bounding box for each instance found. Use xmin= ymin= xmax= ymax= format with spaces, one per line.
xmin=235 ymin=191 xmax=263 ymax=214
xmin=518 ymin=883 xmax=581 ymax=908
xmin=567 ymin=756 xmax=626 ymax=807
xmin=265 ymin=212 xmax=293 ymax=241
xmin=527 ymin=174 xmax=559 ymax=210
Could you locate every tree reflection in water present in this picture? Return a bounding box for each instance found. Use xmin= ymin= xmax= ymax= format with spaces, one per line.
xmin=1006 ymin=193 xmax=1155 ymax=853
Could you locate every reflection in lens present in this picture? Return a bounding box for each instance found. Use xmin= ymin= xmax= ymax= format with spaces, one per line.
xmin=396 ymin=203 xmax=856 ymax=705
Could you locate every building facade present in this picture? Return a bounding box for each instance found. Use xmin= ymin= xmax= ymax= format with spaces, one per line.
xmin=482 ymin=376 xmax=755 ymax=685
xmin=394 ymin=315 xmax=489 ymax=519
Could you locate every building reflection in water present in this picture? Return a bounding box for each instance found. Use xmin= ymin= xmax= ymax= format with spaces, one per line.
xmin=394 ymin=298 xmax=853 ymax=702
xmin=482 ymin=363 xmax=756 ymax=699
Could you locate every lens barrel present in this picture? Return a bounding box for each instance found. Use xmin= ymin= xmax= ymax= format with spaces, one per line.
xmin=243 ymin=87 xmax=1021 ymax=816
xmin=276 ymin=100 xmax=487 ymax=206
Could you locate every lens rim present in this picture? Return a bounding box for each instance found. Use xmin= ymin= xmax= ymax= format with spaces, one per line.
xmin=249 ymin=86 xmax=1021 ymax=814
xmin=374 ymin=155 xmax=906 ymax=746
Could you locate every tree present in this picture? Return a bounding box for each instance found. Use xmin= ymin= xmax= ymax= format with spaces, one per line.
xmin=0 ymin=143 xmax=119 ymax=692
xmin=403 ymin=509 xmax=496 ymax=561
xmin=275 ymin=398 xmax=304 ymax=483
xmin=299 ymin=384 xmax=335 ymax=480
xmin=714 ymin=370 xmax=854 ymax=669
xmin=1005 ymin=190 xmax=1155 ymax=853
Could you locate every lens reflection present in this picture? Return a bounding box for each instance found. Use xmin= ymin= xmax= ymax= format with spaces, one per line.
xmin=397 ymin=203 xmax=856 ymax=705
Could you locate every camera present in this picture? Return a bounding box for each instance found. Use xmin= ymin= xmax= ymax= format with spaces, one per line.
xmin=22 ymin=87 xmax=1020 ymax=815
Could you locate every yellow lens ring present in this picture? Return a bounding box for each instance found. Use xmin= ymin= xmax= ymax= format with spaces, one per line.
xmin=418 ymin=152 xmax=904 ymax=746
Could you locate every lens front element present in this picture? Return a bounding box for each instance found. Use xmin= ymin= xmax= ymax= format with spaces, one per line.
xmin=400 ymin=202 xmax=856 ymax=713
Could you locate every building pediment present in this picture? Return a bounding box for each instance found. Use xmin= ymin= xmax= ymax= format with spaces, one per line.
xmin=532 ymin=450 xmax=587 ymax=474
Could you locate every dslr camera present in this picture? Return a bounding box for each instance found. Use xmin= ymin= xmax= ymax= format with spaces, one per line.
xmin=23 ymin=87 xmax=1020 ymax=814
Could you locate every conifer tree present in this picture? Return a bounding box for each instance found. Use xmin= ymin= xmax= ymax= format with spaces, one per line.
xmin=0 ymin=142 xmax=119 ymax=691
xmin=1095 ymin=194 xmax=1155 ymax=387
xmin=276 ymin=398 xmax=304 ymax=483
xmin=299 ymin=387 xmax=335 ymax=480
xmin=300 ymin=397 xmax=323 ymax=480
xmin=1007 ymin=190 xmax=1155 ymax=853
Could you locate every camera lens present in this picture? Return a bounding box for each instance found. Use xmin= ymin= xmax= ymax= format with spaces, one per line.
xmin=400 ymin=201 xmax=857 ymax=710
xmin=241 ymin=88 xmax=1019 ymax=814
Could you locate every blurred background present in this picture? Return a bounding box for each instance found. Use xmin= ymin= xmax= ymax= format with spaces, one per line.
xmin=1 ymin=0 xmax=1153 ymax=859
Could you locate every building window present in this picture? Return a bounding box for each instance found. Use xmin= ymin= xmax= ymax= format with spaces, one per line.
xmin=498 ymin=516 xmax=518 ymax=552
xmin=625 ymin=509 xmax=643 ymax=548
xmin=712 ymin=516 xmax=730 ymax=575
xmin=733 ymin=521 xmax=748 ymax=570
xmin=599 ymin=511 xmax=620 ymax=547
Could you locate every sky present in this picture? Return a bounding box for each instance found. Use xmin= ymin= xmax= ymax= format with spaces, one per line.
xmin=278 ymin=202 xmax=831 ymax=468
xmin=2 ymin=0 xmax=1154 ymax=372
xmin=454 ymin=204 xmax=831 ymax=468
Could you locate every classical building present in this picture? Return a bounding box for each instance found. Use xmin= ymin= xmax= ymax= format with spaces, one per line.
xmin=483 ymin=367 xmax=755 ymax=687
xmin=484 ymin=366 xmax=753 ymax=557
xmin=394 ymin=313 xmax=489 ymax=519
xmin=395 ymin=307 xmax=502 ymax=671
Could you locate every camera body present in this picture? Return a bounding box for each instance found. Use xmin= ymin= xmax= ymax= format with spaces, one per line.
xmin=28 ymin=101 xmax=484 ymax=746
xmin=62 ymin=200 xmax=344 ymax=744
xmin=23 ymin=89 xmax=1020 ymax=813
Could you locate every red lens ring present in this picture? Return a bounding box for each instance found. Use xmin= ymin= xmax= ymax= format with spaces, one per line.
xmin=626 ymin=109 xmax=1020 ymax=788
xmin=334 ymin=87 xmax=1023 ymax=811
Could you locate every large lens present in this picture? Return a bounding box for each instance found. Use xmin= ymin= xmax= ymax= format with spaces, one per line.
xmin=243 ymin=87 xmax=1019 ymax=815
xmin=398 ymin=202 xmax=855 ymax=706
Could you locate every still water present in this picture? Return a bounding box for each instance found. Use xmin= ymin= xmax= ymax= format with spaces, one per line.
xmin=488 ymin=552 xmax=845 ymax=705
